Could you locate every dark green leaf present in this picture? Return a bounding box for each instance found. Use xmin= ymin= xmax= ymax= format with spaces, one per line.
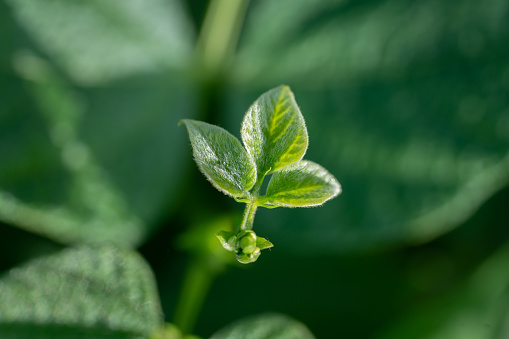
xmin=210 ymin=313 xmax=315 ymax=339
xmin=0 ymin=244 xmax=163 ymax=339
xmin=241 ymin=85 xmax=308 ymax=176
xmin=260 ymin=160 xmax=341 ymax=208
xmin=181 ymin=119 xmax=257 ymax=198
xmin=7 ymin=0 xmax=194 ymax=85
xmin=0 ymin=2 xmax=197 ymax=245
xmin=378 ymin=243 xmax=509 ymax=339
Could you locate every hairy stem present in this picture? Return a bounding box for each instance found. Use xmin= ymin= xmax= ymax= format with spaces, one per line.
xmin=239 ymin=201 xmax=258 ymax=232
xmin=238 ymin=171 xmax=267 ymax=232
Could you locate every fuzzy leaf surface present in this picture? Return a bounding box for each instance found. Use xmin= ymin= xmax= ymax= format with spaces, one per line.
xmin=241 ymin=85 xmax=308 ymax=176
xmin=210 ymin=313 xmax=315 ymax=339
xmin=0 ymin=244 xmax=162 ymax=338
xmin=260 ymin=160 xmax=341 ymax=208
xmin=181 ymin=119 xmax=256 ymax=198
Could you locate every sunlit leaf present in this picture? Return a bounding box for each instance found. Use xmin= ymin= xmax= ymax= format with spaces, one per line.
xmin=260 ymin=160 xmax=341 ymax=208
xmin=181 ymin=119 xmax=257 ymax=198
xmin=0 ymin=244 xmax=162 ymax=339
xmin=210 ymin=313 xmax=315 ymax=339
xmin=241 ymin=85 xmax=308 ymax=176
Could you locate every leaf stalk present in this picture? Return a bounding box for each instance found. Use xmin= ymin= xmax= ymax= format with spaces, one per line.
xmin=239 ymin=201 xmax=258 ymax=232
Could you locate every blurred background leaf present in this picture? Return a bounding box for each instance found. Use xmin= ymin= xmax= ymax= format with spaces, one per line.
xmin=0 ymin=244 xmax=163 ymax=338
xmin=210 ymin=313 xmax=315 ymax=339
xmin=0 ymin=0 xmax=197 ymax=245
xmin=378 ymin=241 xmax=509 ymax=339
xmin=7 ymin=0 xmax=194 ymax=85
xmin=1 ymin=0 xmax=509 ymax=338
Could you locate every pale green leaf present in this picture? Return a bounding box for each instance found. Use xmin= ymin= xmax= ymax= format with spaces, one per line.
xmin=0 ymin=244 xmax=163 ymax=339
xmin=210 ymin=313 xmax=315 ymax=339
xmin=260 ymin=160 xmax=341 ymax=208
xmin=216 ymin=230 xmax=236 ymax=251
xmin=241 ymin=85 xmax=308 ymax=175
xmin=256 ymin=236 xmax=274 ymax=250
xmin=181 ymin=119 xmax=256 ymax=198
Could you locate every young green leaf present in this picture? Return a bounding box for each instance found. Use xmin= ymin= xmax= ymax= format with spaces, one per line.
xmin=210 ymin=313 xmax=316 ymax=339
xmin=216 ymin=230 xmax=236 ymax=251
xmin=180 ymin=119 xmax=257 ymax=198
xmin=256 ymin=236 xmax=274 ymax=250
xmin=0 ymin=244 xmax=162 ymax=339
xmin=241 ymin=85 xmax=308 ymax=176
xmin=259 ymin=160 xmax=341 ymax=208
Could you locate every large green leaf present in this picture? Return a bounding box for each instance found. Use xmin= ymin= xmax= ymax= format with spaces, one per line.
xmin=7 ymin=0 xmax=194 ymax=85
xmin=260 ymin=160 xmax=341 ymax=208
xmin=241 ymin=85 xmax=308 ymax=176
xmin=234 ymin=0 xmax=509 ymax=87
xmin=181 ymin=119 xmax=257 ymax=198
xmin=210 ymin=313 xmax=315 ymax=339
xmin=223 ymin=0 xmax=509 ymax=253
xmin=0 ymin=1 xmax=197 ymax=245
xmin=0 ymin=244 xmax=163 ymax=339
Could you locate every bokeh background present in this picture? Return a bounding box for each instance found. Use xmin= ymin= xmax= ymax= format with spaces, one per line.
xmin=1 ymin=0 xmax=509 ymax=337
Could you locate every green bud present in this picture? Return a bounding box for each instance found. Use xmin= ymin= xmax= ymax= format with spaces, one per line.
xmin=236 ymin=230 xmax=257 ymax=254
xmin=236 ymin=247 xmax=261 ymax=264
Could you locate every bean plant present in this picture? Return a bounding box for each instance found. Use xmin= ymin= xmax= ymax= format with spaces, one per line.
xmin=181 ymin=85 xmax=341 ymax=264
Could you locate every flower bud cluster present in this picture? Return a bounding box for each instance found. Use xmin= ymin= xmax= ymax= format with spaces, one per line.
xmin=234 ymin=230 xmax=261 ymax=264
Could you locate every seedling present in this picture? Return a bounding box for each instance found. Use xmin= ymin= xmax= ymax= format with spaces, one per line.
xmin=181 ymin=85 xmax=341 ymax=263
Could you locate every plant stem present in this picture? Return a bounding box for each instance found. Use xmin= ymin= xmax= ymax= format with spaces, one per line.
xmin=239 ymin=202 xmax=258 ymax=232
xmin=238 ymin=173 xmax=266 ymax=232
xmin=196 ymin=0 xmax=249 ymax=75
xmin=173 ymin=258 xmax=215 ymax=335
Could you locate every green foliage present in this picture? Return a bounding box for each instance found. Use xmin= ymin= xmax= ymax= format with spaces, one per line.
xmin=7 ymin=0 xmax=193 ymax=85
xmin=210 ymin=313 xmax=315 ymax=339
xmin=261 ymin=160 xmax=341 ymax=208
xmin=1 ymin=0 xmax=509 ymax=337
xmin=182 ymin=86 xmax=341 ymax=263
xmin=0 ymin=244 xmax=163 ymax=339
xmin=225 ymin=0 xmax=509 ymax=254
xmin=241 ymin=85 xmax=308 ymax=175
xmin=0 ymin=0 xmax=197 ymax=246
xmin=179 ymin=120 xmax=256 ymax=198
